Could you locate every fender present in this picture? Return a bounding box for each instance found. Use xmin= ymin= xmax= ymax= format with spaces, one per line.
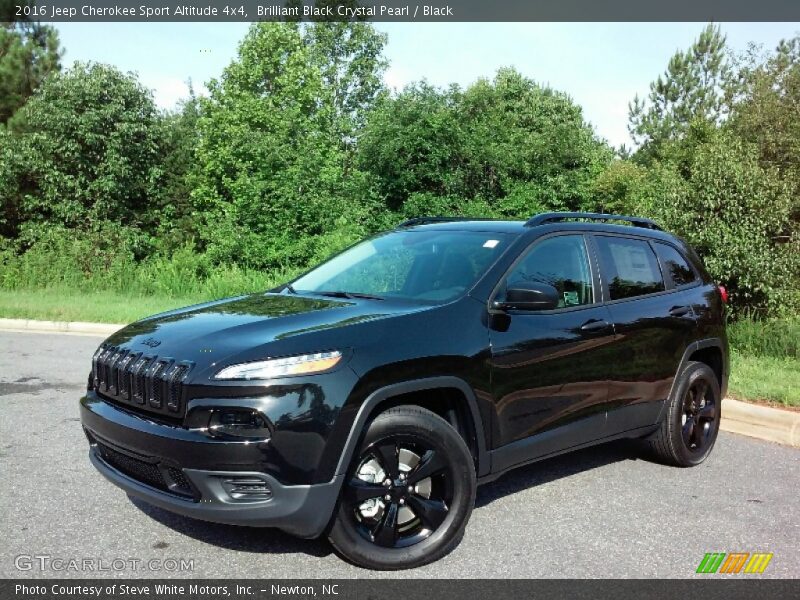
xmin=332 ymin=376 xmax=490 ymax=480
xmin=657 ymin=337 xmax=728 ymax=423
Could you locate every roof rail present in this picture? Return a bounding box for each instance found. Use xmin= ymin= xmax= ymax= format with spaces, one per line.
xmin=397 ymin=216 xmax=496 ymax=228
xmin=524 ymin=212 xmax=662 ymax=231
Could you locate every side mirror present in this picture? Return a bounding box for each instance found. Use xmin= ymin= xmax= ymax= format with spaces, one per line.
xmin=495 ymin=281 xmax=560 ymax=312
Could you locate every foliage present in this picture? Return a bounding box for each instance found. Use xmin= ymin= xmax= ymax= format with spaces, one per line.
xmin=192 ymin=21 xmax=386 ymax=270
xmin=727 ymin=317 xmax=799 ymax=360
xmin=153 ymin=86 xmax=201 ymax=251
xmin=361 ymin=68 xmax=612 ymax=213
xmin=0 ymin=4 xmax=62 ymax=125
xmin=0 ymin=228 xmax=291 ymax=300
xmin=2 ymin=62 xmax=164 ymax=254
xmin=629 ymin=24 xmax=729 ymax=158
xmin=0 ymin=22 xmax=798 ymax=324
xmin=588 ymin=159 xmax=648 ymax=215
xmin=635 ymin=127 xmax=799 ymax=315
xmin=624 ymin=26 xmax=800 ymax=317
xmin=729 ymin=352 xmax=800 ymax=407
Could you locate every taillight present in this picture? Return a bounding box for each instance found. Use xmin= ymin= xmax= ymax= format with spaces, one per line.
xmin=718 ymin=285 xmax=728 ymax=304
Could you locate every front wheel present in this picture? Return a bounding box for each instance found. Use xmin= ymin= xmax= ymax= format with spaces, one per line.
xmin=328 ymin=405 xmax=476 ymax=570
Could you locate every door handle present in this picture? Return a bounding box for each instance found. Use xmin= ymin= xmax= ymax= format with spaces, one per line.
xmin=580 ymin=319 xmax=611 ymax=333
xmin=669 ymin=305 xmax=693 ymax=317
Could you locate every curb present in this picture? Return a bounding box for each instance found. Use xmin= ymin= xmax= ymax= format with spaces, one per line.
xmin=0 ymin=317 xmax=123 ymax=337
xmin=721 ymin=398 xmax=800 ymax=448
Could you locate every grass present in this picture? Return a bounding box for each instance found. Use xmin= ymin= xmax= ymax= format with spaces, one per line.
xmin=0 ymin=286 xmax=797 ymax=407
xmin=728 ymin=351 xmax=800 ymax=408
xmin=0 ymin=288 xmax=211 ymax=324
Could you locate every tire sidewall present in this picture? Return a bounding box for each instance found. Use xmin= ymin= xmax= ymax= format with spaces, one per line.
xmin=669 ymin=362 xmax=722 ymax=466
xmin=329 ymin=408 xmax=476 ymax=570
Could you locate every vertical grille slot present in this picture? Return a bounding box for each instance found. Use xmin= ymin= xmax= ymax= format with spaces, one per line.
xmin=108 ymin=350 xmax=126 ymax=395
xmin=103 ymin=348 xmax=115 ymax=392
xmin=131 ymin=356 xmax=152 ymax=404
xmin=91 ymin=345 xmax=106 ymax=389
xmin=97 ymin=346 xmax=112 ymax=390
xmin=167 ymin=364 xmax=190 ymax=412
xmin=147 ymin=361 xmax=170 ymax=408
xmin=116 ymin=352 xmax=137 ymax=400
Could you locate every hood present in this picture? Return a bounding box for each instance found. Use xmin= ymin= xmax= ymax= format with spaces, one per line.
xmin=103 ymin=292 xmax=421 ymax=373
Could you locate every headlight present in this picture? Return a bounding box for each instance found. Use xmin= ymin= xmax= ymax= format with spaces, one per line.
xmin=213 ymin=350 xmax=343 ymax=381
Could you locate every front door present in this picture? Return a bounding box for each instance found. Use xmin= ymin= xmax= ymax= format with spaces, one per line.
xmin=488 ymin=233 xmax=617 ymax=470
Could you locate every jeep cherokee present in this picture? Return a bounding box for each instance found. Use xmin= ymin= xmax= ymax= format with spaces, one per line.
xmin=80 ymin=212 xmax=728 ymax=570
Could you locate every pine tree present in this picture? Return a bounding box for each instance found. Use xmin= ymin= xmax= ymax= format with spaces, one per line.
xmin=628 ymin=24 xmax=728 ymax=158
xmin=0 ymin=1 xmax=63 ymax=125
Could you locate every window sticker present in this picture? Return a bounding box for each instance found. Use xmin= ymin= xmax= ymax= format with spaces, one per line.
xmin=563 ymin=291 xmax=579 ymax=306
xmin=483 ymin=239 xmax=500 ymax=248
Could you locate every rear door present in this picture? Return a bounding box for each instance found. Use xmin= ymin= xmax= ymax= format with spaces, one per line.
xmin=591 ymin=234 xmax=698 ymax=435
xmin=488 ymin=233 xmax=616 ymax=467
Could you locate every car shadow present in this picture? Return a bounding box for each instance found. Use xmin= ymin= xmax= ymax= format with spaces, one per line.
xmin=127 ymin=496 xmax=334 ymax=558
xmin=128 ymin=438 xmax=646 ymax=554
xmin=475 ymin=438 xmax=645 ymax=508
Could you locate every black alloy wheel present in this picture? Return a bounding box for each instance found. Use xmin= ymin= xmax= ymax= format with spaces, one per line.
xmin=328 ymin=405 xmax=476 ymax=570
xmin=680 ymin=378 xmax=717 ymax=453
xmin=345 ymin=437 xmax=453 ymax=548
xmin=647 ymin=361 xmax=722 ymax=467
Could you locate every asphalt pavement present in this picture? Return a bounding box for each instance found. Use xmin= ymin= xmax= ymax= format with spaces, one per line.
xmin=1 ymin=331 xmax=797 ymax=578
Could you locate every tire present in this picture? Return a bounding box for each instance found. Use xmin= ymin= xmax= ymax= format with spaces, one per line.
xmin=328 ymin=405 xmax=476 ymax=570
xmin=647 ymin=361 xmax=721 ymax=467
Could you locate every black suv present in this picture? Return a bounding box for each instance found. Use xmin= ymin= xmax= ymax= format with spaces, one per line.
xmin=81 ymin=212 xmax=728 ymax=570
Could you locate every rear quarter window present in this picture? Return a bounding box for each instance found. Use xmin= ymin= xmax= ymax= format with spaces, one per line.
xmin=595 ymin=235 xmax=665 ymax=300
xmin=653 ymin=242 xmax=697 ymax=288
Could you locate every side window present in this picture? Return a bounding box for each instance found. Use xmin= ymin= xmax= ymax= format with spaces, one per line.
xmin=506 ymin=235 xmax=594 ymax=308
xmin=654 ymin=242 xmax=697 ymax=288
xmin=595 ymin=236 xmax=665 ymax=300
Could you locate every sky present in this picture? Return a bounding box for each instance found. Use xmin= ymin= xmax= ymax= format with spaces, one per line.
xmin=51 ymin=22 xmax=800 ymax=148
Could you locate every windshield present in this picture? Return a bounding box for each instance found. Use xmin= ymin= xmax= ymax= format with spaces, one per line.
xmin=291 ymin=230 xmax=512 ymax=303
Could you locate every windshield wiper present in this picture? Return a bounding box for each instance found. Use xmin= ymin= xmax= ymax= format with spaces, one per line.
xmin=315 ymin=290 xmax=384 ymax=301
xmin=283 ymin=284 xmax=298 ymax=295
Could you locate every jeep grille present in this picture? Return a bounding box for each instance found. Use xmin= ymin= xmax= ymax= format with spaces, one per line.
xmin=92 ymin=344 xmax=193 ymax=418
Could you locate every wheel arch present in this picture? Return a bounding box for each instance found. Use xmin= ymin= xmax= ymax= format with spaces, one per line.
xmin=669 ymin=338 xmax=728 ymax=403
xmin=334 ymin=377 xmax=489 ymax=479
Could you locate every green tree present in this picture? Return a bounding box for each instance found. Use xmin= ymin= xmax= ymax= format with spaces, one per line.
xmin=358 ymin=81 xmax=465 ymax=207
xmin=637 ymin=127 xmax=798 ymax=315
xmin=460 ymin=68 xmax=611 ymax=212
xmin=154 ymin=83 xmax=201 ymax=250
xmin=360 ymin=68 xmax=611 ymax=214
xmin=0 ymin=1 xmax=62 ymax=125
xmin=629 ymin=24 xmax=728 ymax=158
xmin=727 ymin=37 xmax=800 ymax=176
xmin=193 ymin=21 xmax=387 ymax=270
xmin=3 ymin=62 xmax=163 ymax=254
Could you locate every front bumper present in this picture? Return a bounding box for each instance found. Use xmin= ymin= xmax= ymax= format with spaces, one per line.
xmin=80 ymin=393 xmax=342 ymax=538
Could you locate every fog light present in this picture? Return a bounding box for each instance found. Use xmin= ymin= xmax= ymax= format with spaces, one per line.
xmin=221 ymin=476 xmax=273 ymax=501
xmin=208 ymin=409 xmax=272 ymax=440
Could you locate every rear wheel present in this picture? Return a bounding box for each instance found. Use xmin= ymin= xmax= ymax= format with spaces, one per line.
xmin=647 ymin=361 xmax=721 ymax=467
xmin=328 ymin=405 xmax=476 ymax=570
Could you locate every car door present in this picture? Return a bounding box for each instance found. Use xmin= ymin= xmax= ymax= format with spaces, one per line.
xmin=488 ymin=233 xmax=616 ymax=470
xmin=591 ymin=234 xmax=698 ymax=436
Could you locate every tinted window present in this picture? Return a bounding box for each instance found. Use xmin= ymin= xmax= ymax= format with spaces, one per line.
xmin=506 ymin=235 xmax=594 ymax=308
xmin=654 ymin=242 xmax=696 ymax=288
xmin=595 ymin=236 xmax=665 ymax=300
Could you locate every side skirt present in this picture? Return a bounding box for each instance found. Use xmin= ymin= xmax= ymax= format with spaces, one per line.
xmin=479 ymin=423 xmax=658 ymax=485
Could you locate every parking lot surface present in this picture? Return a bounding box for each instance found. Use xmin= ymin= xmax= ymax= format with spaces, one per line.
xmin=1 ymin=331 xmax=797 ymax=578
